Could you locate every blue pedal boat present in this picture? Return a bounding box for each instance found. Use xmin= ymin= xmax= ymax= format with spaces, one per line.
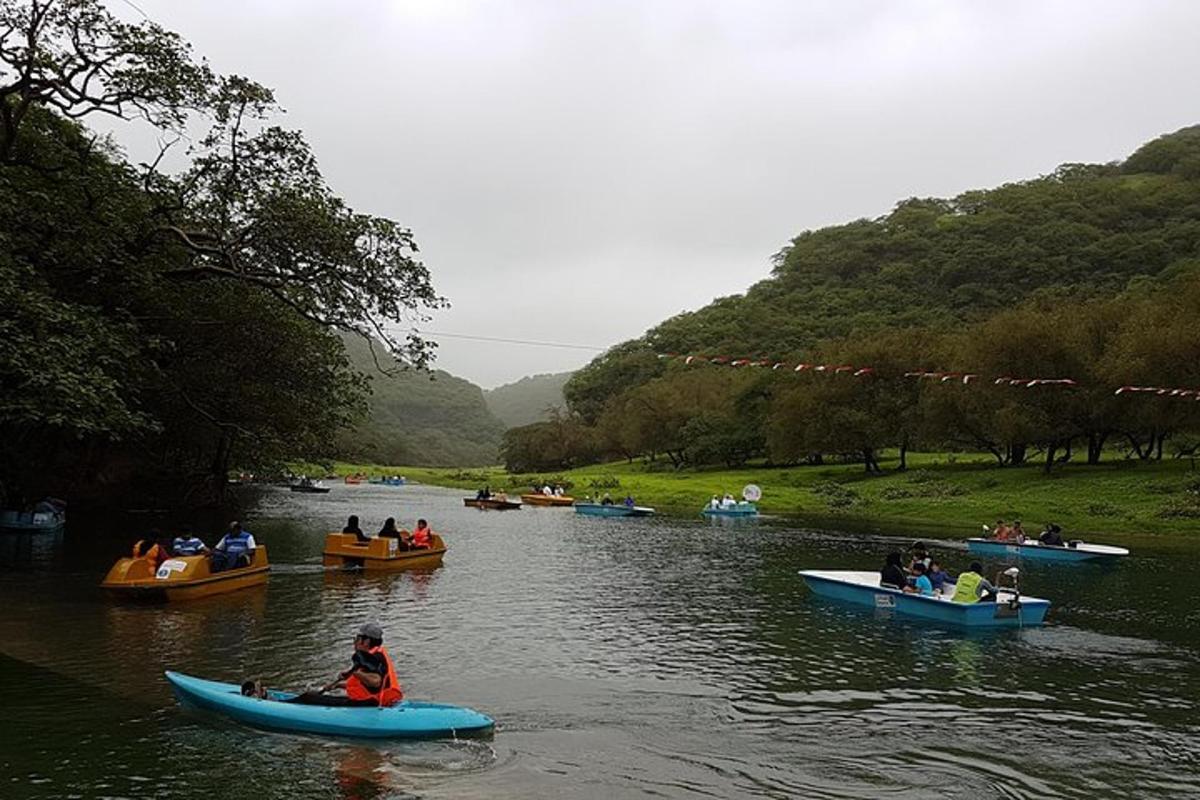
xmin=701 ymin=503 xmax=758 ymax=517
xmin=966 ymin=538 xmax=1128 ymax=563
xmin=166 ymin=671 xmax=494 ymax=739
xmin=798 ymin=570 xmax=1050 ymax=628
xmin=574 ymin=503 xmax=655 ymax=517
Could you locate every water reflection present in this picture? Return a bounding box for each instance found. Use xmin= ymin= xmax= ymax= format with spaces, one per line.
xmin=1 ymin=483 xmax=1198 ymax=799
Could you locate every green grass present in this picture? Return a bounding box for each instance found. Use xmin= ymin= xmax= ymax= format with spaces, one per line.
xmin=318 ymin=453 xmax=1200 ymax=543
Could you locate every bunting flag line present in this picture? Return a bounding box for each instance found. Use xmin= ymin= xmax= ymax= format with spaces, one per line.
xmin=658 ymin=353 xmax=1199 ymax=401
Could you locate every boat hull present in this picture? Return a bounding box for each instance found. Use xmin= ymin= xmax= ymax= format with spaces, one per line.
xmin=799 ymin=570 xmax=1049 ymax=628
xmin=701 ymin=505 xmax=758 ymax=517
xmin=574 ymin=503 xmax=655 ymax=517
xmin=463 ymin=498 xmax=521 ymax=510
xmin=322 ymin=533 xmax=446 ymax=571
xmin=520 ymin=494 xmax=575 ymax=507
xmin=965 ymin=538 xmax=1128 ymax=562
xmin=289 ymin=485 xmax=330 ymax=493
xmin=102 ymin=547 xmax=270 ymax=601
xmin=165 ymin=671 xmax=494 ymax=740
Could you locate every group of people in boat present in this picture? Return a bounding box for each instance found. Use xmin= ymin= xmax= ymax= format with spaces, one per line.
xmin=474 ymin=486 xmax=511 ymax=502
xmin=580 ymin=492 xmax=637 ymax=506
xmin=880 ymin=541 xmax=1002 ymax=603
xmin=131 ymin=521 xmax=257 ymax=572
xmin=708 ymin=493 xmax=744 ymax=509
xmin=241 ymin=621 xmax=402 ymax=707
xmin=535 ymin=483 xmax=567 ymax=497
xmin=989 ymin=518 xmax=1071 ymax=547
xmin=341 ymin=514 xmax=435 ymax=550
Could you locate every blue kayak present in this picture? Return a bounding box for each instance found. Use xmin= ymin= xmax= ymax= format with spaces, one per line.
xmin=165 ymin=671 xmax=494 ymax=739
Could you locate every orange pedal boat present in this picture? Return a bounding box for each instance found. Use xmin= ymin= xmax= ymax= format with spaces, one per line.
xmin=102 ymin=548 xmax=270 ymax=601
xmin=322 ymin=533 xmax=446 ymax=570
xmin=520 ymin=493 xmax=575 ymax=507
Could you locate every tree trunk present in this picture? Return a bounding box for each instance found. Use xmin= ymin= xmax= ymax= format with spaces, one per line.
xmin=1155 ymin=432 xmax=1167 ymax=461
xmin=1057 ymin=438 xmax=1073 ymax=463
xmin=1086 ymin=431 xmax=1108 ymax=465
xmin=898 ymin=438 xmax=908 ymax=471
xmin=1043 ymin=440 xmax=1057 ymax=474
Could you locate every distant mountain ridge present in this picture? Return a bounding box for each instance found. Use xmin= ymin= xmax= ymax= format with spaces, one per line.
xmin=485 ymin=371 xmax=572 ymax=428
xmin=336 ymin=335 xmax=505 ymax=466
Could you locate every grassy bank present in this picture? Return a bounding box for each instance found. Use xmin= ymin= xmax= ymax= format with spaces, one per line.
xmin=324 ymin=452 xmax=1200 ymax=541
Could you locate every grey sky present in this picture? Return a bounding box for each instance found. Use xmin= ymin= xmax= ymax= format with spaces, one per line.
xmin=119 ymin=0 xmax=1200 ymax=388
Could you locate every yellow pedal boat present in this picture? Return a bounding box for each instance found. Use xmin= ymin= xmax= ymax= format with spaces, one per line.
xmin=322 ymin=533 xmax=446 ymax=571
xmin=101 ymin=547 xmax=270 ymax=601
xmin=519 ymin=493 xmax=575 ymax=507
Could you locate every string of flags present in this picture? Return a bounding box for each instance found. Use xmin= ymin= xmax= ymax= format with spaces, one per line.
xmin=658 ymin=353 xmax=1199 ymax=400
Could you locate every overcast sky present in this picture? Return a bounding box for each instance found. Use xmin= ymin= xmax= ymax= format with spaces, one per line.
xmin=118 ymin=0 xmax=1200 ymax=388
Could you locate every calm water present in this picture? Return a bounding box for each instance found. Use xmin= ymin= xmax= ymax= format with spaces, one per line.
xmin=2 ymin=483 xmax=1198 ymax=799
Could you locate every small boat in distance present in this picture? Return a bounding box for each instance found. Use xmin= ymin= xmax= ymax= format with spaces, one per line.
xmin=344 ymin=473 xmax=366 ymax=484
xmin=165 ymin=671 xmax=494 ymax=740
xmin=322 ymin=532 xmax=445 ymax=570
xmin=574 ymin=503 xmax=656 ymax=517
xmin=463 ymin=497 xmax=522 ymax=510
xmin=102 ymin=547 xmax=270 ymax=601
xmin=798 ymin=569 xmax=1049 ymax=628
xmin=520 ymin=493 xmax=575 ymax=507
xmin=0 ymin=498 xmax=66 ymax=535
xmin=701 ymin=502 xmax=758 ymax=517
xmin=289 ymin=478 xmax=330 ymax=493
xmin=966 ymin=537 xmax=1129 ymax=562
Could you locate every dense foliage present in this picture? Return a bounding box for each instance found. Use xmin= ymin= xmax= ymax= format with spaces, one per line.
xmin=517 ymin=128 xmax=1200 ymax=474
xmin=336 ymin=336 xmax=505 ymax=467
xmin=0 ymin=0 xmax=442 ymax=506
xmin=484 ymin=371 xmax=571 ymax=429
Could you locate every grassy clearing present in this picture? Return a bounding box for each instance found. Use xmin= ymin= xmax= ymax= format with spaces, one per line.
xmin=322 ymin=452 xmax=1200 ymax=542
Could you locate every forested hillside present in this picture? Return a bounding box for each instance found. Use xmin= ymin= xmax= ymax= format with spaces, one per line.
xmin=336 ymin=336 xmax=505 ymax=467
xmin=502 ymin=127 xmax=1200 ymax=476
xmin=485 ymin=372 xmax=571 ymax=428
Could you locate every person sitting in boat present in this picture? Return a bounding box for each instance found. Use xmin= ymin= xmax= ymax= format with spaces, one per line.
xmin=908 ymin=541 xmax=931 ymax=572
xmin=601 ymin=492 xmax=614 ymax=505
xmin=475 ymin=486 xmax=492 ymax=500
xmin=131 ymin=529 xmax=171 ymax=567
xmin=245 ymin=622 xmax=404 ymax=707
xmin=1039 ymin=523 xmax=1065 ymax=547
xmin=554 ymin=485 xmax=565 ymax=497
xmin=950 ymin=561 xmax=999 ymax=604
xmin=496 ymin=490 xmax=509 ymax=502
xmin=927 ymin=559 xmax=950 ymax=594
xmin=342 ymin=515 xmax=369 ymax=544
xmin=721 ymin=493 xmax=736 ymax=509
xmin=904 ymin=562 xmax=934 ymax=596
xmin=211 ymin=521 xmax=256 ymax=572
xmin=880 ymin=551 xmax=908 ymax=590
xmin=377 ymin=517 xmax=410 ymax=549
xmin=542 ymin=484 xmax=554 ymax=496
xmin=172 ymin=527 xmax=209 ymax=556
xmin=411 ymin=519 xmax=433 ymax=549
xmin=1010 ymin=520 xmax=1028 ymax=543
xmin=623 ymin=495 xmax=636 ymax=507
xmin=709 ymin=495 xmax=721 ymax=509
xmin=992 ymin=519 xmax=1012 ymax=541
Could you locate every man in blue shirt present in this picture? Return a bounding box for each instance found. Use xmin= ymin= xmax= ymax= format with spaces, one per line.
xmin=211 ymin=521 xmax=256 ymax=571
xmin=172 ymin=527 xmax=209 ymax=556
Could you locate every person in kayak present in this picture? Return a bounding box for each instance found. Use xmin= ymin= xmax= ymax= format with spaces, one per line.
xmin=211 ymin=521 xmax=256 ymax=572
xmin=287 ymin=622 xmax=403 ymax=707
xmin=951 ymin=561 xmax=999 ymax=603
xmin=410 ymin=519 xmax=433 ymax=549
xmin=342 ymin=515 xmax=368 ymax=543
xmin=880 ymin=551 xmax=908 ymax=590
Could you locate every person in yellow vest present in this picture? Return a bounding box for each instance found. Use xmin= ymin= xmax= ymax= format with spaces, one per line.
xmin=951 ymin=561 xmax=999 ymax=604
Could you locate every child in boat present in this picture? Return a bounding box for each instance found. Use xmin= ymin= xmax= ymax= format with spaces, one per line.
xmin=905 ymin=562 xmax=934 ymax=596
xmin=927 ymin=559 xmax=950 ymax=594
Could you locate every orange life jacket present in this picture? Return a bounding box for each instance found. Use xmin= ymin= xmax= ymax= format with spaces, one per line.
xmin=411 ymin=526 xmax=432 ymax=548
xmin=132 ymin=540 xmax=161 ymax=561
xmin=345 ymin=646 xmax=403 ymax=706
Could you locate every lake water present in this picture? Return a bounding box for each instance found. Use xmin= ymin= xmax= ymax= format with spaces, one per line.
xmin=2 ymin=482 xmax=1198 ymax=799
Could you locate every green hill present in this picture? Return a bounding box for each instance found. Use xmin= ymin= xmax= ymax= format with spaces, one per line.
xmin=336 ymin=336 xmax=505 ymax=466
xmin=485 ymin=371 xmax=572 ymax=428
xmin=567 ymin=125 xmax=1200 ymax=416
